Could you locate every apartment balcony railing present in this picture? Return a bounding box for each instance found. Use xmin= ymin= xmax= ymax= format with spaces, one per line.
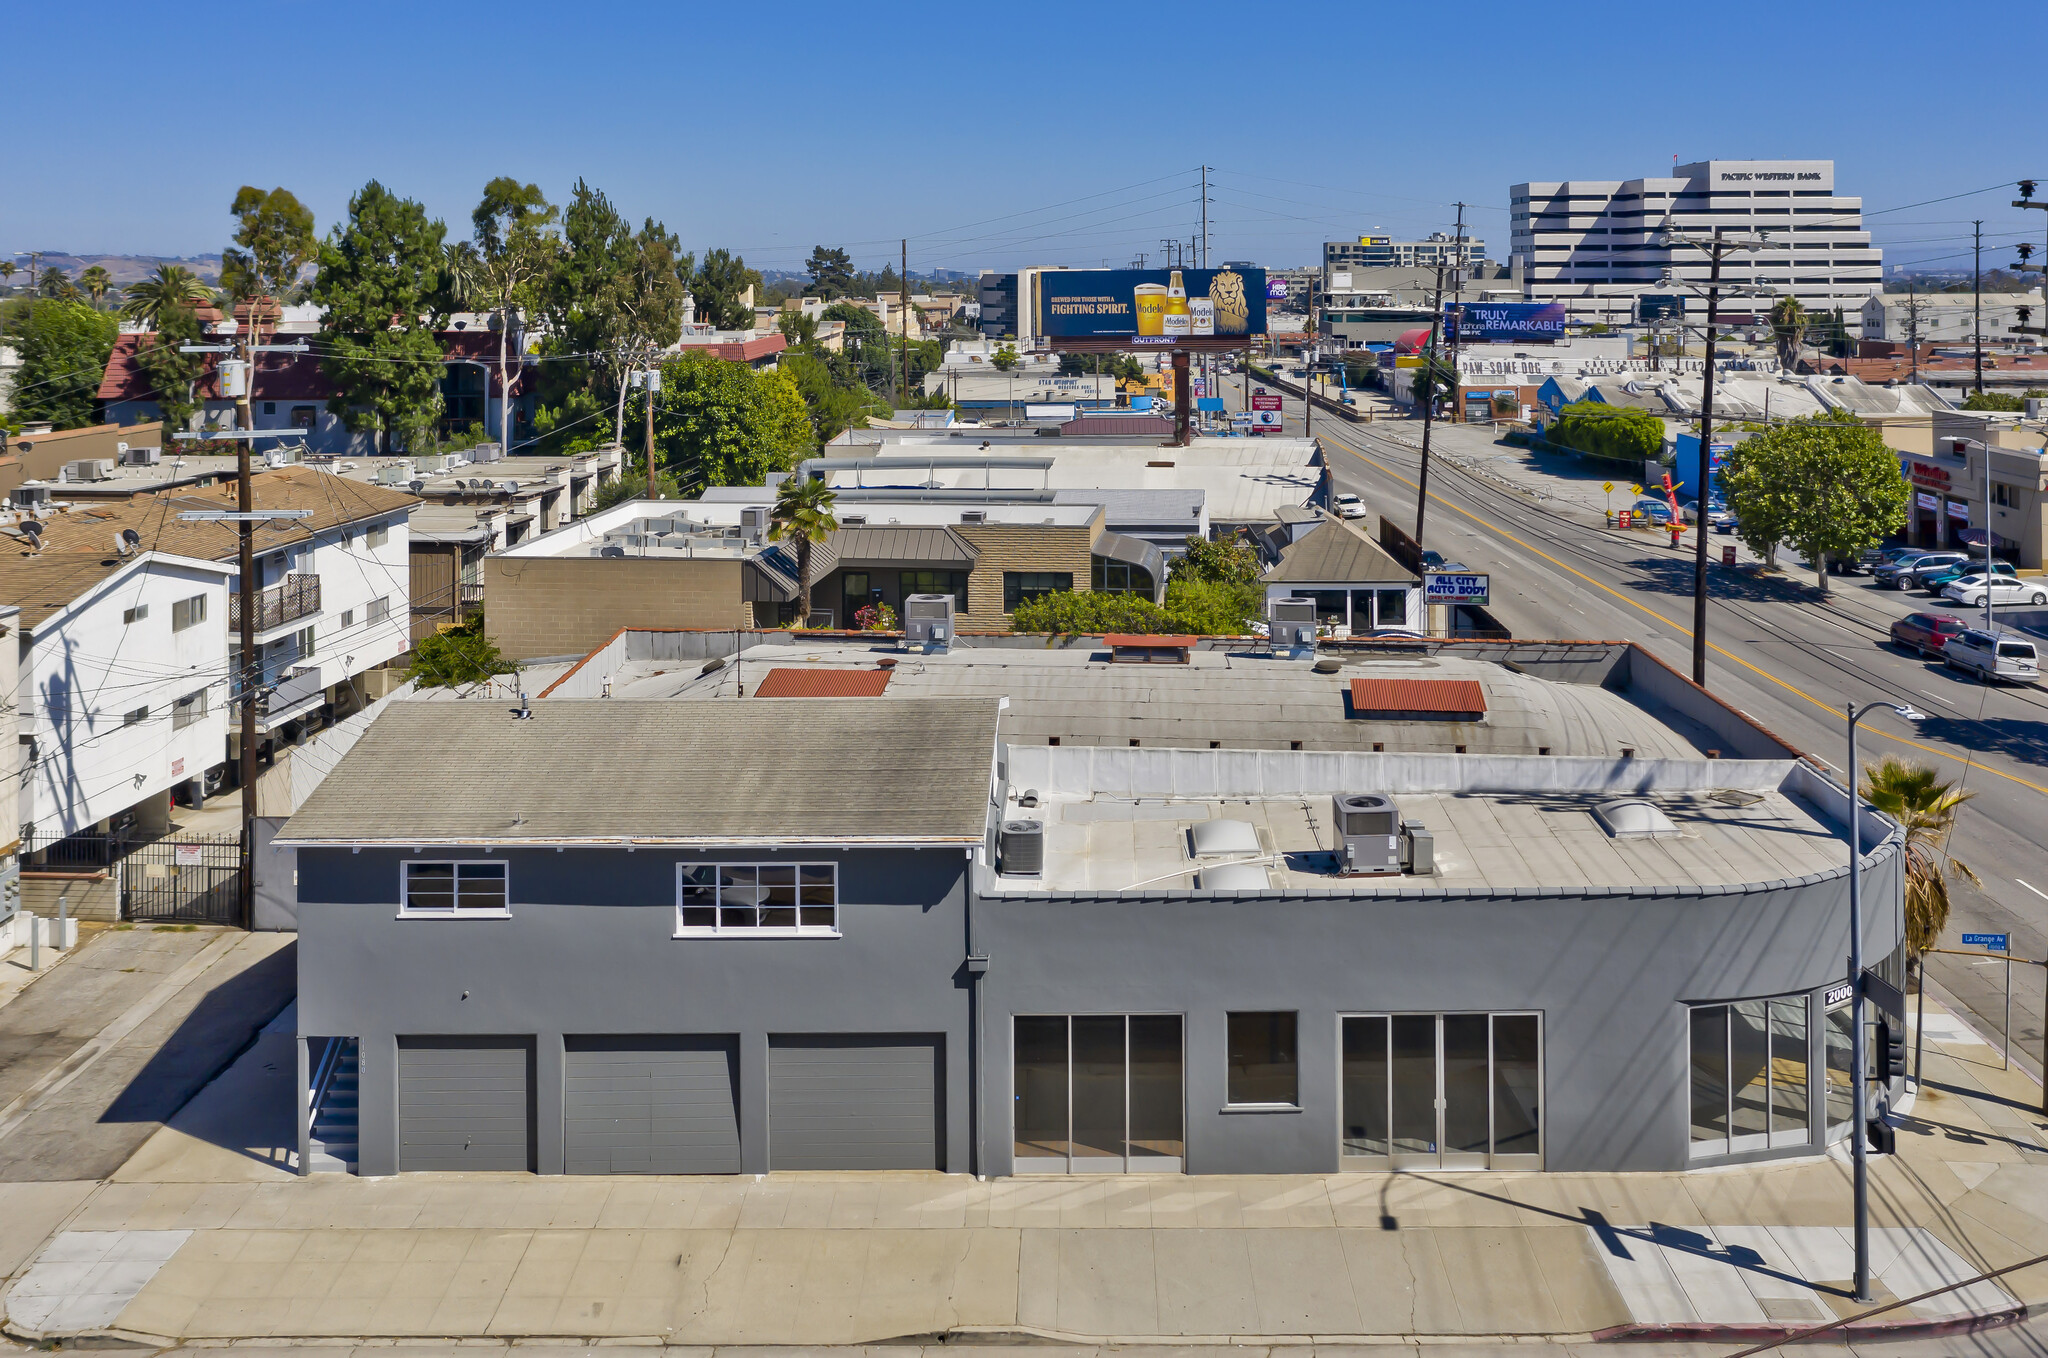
xmin=231 ymin=574 xmax=321 ymax=631
xmin=458 ymin=581 xmax=484 ymax=605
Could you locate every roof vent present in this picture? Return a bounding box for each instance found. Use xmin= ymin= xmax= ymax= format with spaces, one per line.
xmin=1593 ymin=798 xmax=1681 ymax=839
xmin=1189 ymin=819 xmax=1260 ymax=858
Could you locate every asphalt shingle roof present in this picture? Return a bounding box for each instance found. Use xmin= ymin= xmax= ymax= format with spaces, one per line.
xmin=278 ymin=697 xmax=999 ymax=846
xmin=1262 ymin=519 xmax=1416 ymax=585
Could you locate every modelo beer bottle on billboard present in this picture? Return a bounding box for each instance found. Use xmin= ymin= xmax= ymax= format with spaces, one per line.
xmin=1134 ymin=283 xmax=1167 ymax=336
xmin=1162 ymin=271 xmax=1192 ymax=337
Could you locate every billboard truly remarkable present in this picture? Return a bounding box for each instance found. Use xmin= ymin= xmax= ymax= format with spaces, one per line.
xmin=1442 ymin=301 xmax=1568 ymax=344
xmin=1034 ymin=267 xmax=1268 ymax=342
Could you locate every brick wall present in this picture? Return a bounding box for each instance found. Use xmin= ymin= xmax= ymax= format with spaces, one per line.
xmin=954 ymin=518 xmax=1101 ymax=627
xmin=484 ymin=556 xmax=750 ymax=660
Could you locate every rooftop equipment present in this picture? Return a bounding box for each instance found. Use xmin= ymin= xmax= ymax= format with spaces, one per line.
xmin=1268 ymin=597 xmax=1317 ymax=657
xmin=1332 ymin=792 xmax=1402 ymax=876
xmin=998 ymin=820 xmax=1044 ymax=876
xmin=904 ymin=594 xmax=954 ymax=653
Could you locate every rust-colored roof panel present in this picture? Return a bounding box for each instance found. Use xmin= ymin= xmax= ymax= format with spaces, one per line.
xmin=1104 ymin=634 xmax=1199 ymax=648
xmin=752 ymin=667 xmax=893 ymax=698
xmin=1348 ymin=677 xmax=1486 ymax=714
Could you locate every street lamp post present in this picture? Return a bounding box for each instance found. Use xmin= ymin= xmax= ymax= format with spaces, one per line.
xmin=1844 ymin=698 xmax=1925 ymax=1303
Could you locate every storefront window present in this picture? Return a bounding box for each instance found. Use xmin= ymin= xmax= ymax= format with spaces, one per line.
xmin=1690 ymin=995 xmax=1811 ymax=1158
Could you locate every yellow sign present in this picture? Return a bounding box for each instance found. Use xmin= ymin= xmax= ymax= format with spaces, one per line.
xmin=1602 ymin=481 xmax=1614 ymax=493
xmin=1629 ymin=483 xmax=1643 ymax=495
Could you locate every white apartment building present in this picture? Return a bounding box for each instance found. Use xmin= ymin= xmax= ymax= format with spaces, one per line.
xmin=1510 ymin=160 xmax=1883 ymax=331
xmin=1861 ymin=289 xmax=2045 ymax=345
xmin=9 ymin=551 xmax=236 ymax=848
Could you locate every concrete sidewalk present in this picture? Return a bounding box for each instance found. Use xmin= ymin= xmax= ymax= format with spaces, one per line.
xmin=4 ymin=995 xmax=2048 ymax=1347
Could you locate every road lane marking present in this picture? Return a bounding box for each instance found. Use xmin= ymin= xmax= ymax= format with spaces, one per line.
xmin=2020 ymin=880 xmax=2048 ymax=903
xmin=1327 ymin=435 xmax=2048 ymax=799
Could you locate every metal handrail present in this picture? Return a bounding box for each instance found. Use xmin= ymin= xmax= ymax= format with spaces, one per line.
xmin=306 ymin=1036 xmax=343 ymax=1124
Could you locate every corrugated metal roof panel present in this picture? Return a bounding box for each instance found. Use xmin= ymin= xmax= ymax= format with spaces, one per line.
xmin=1349 ymin=678 xmax=1486 ymax=715
xmin=752 ymin=668 xmax=894 ymax=698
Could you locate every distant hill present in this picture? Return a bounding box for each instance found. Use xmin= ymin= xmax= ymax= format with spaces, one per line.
xmin=17 ymin=253 xmax=224 ymax=286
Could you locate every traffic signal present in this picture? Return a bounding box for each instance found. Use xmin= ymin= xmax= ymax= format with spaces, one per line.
xmin=1867 ymin=1116 xmax=1897 ymax=1155
xmin=1876 ymin=1017 xmax=1906 ymax=1083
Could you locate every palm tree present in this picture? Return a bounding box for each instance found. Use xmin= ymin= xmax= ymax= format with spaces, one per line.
xmin=1769 ymin=295 xmax=1807 ymax=372
xmin=78 ymin=265 xmax=112 ymax=309
xmin=38 ymin=266 xmax=78 ymax=300
xmin=1860 ymin=756 xmax=1979 ymax=957
xmin=121 ymin=264 xmax=212 ymax=325
xmin=768 ymin=476 xmax=839 ymax=628
xmin=0 ymin=260 xmax=15 ymax=294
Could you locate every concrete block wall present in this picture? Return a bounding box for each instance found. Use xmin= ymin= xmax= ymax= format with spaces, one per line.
xmin=484 ymin=557 xmax=751 ymax=660
xmin=955 ymin=522 xmax=1099 ymax=627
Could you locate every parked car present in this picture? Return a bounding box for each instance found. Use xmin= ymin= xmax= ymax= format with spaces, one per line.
xmin=1418 ymin=550 xmax=1472 ymax=572
xmin=1944 ymin=628 xmax=2042 ymax=683
xmin=1679 ymin=499 xmax=1736 ymax=529
xmin=1942 ymin=574 xmax=2048 ymax=607
xmin=1879 ymin=551 xmax=1968 ymax=590
xmin=1630 ymin=497 xmax=1675 ymax=525
xmin=1922 ymin=559 xmax=2015 ymax=595
xmin=1890 ymin=612 xmax=1969 ymax=658
xmin=1334 ymin=493 xmax=1367 ymax=520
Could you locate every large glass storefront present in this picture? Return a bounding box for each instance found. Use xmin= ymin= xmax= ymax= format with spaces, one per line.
xmin=1014 ymin=1015 xmax=1184 ymax=1173
xmin=1341 ymin=1012 xmax=1542 ymax=1169
xmin=1688 ymin=997 xmax=1811 ymax=1159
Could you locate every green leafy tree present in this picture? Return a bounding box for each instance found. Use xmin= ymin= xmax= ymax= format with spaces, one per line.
xmin=1861 ymin=757 xmax=1979 ymax=958
xmin=132 ymin=301 xmax=208 ymax=436
xmin=1769 ymin=295 xmax=1807 ymax=369
xmin=1409 ymin=352 xmax=1457 ymax=409
xmin=1962 ymin=391 xmax=2025 ymax=412
xmin=1162 ymin=577 xmax=1264 ymax=633
xmin=466 ymin=177 xmax=558 ymax=450
xmin=778 ymin=310 xmax=818 ymax=346
xmin=991 ymin=343 xmax=1019 ymax=372
xmin=781 ymin=349 xmax=879 ymax=444
xmin=692 ymin=247 xmax=762 ymax=330
xmin=646 ymin=350 xmax=813 ymax=489
xmin=1549 ymin=401 xmax=1665 ymax=462
xmin=10 ymin=299 xmax=119 ymax=428
xmin=78 ymin=265 xmax=113 ymax=308
xmin=1169 ymin=532 xmax=1262 ymax=585
xmin=121 ymin=263 xmax=212 ymax=326
xmin=407 ymin=614 xmax=515 ymax=688
xmin=803 ymin=245 xmax=855 ymax=300
xmin=310 ymin=180 xmax=451 ymax=452
xmin=768 ymin=476 xmax=839 ymax=625
xmin=222 ymin=186 xmax=319 ymax=430
xmin=591 ymin=464 xmax=682 ymax=511
xmin=1721 ymin=411 xmax=1910 ymax=592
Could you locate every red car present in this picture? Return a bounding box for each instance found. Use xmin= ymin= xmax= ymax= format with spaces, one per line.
xmin=1891 ymin=612 xmax=1968 ymax=658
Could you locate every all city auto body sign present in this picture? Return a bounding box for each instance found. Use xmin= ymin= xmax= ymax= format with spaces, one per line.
xmin=1424 ymin=572 xmax=1490 ymax=605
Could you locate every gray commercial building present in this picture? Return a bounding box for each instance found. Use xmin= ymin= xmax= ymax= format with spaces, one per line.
xmin=283 ymin=655 xmax=1904 ymax=1179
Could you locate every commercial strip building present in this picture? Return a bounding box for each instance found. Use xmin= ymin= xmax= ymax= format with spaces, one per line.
xmin=1510 ymin=160 xmax=1883 ymax=330
xmin=280 ymin=643 xmax=1904 ymax=1177
xmin=1895 ymin=411 xmax=2048 ymax=564
xmin=1324 ymin=234 xmax=1489 ymax=271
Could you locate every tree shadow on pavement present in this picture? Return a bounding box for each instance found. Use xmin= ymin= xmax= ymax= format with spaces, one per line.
xmin=1616 ymin=553 xmax=1830 ymax=605
xmin=1910 ymin=713 xmax=2048 ymax=769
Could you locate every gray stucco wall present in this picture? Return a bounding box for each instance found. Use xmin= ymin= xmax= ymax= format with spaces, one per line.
xmin=296 ymin=845 xmax=973 ymax=1176
xmin=973 ymin=843 xmax=1902 ymax=1176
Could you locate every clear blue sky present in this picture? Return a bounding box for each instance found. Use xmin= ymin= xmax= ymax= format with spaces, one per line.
xmin=8 ymin=0 xmax=2040 ymax=277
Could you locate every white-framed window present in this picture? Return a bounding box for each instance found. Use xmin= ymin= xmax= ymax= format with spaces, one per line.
xmin=171 ymin=688 xmax=208 ymax=730
xmin=124 ymin=603 xmax=149 ymax=624
xmin=365 ymin=523 xmax=389 ymax=549
xmin=676 ymin=862 xmax=838 ymax=936
xmin=339 ymin=609 xmax=355 ymax=629
xmin=400 ymin=860 xmax=509 ymax=918
xmin=171 ymin=594 xmax=207 ymax=631
xmin=368 ymin=596 xmax=390 ymax=622
xmin=122 ymin=705 xmax=149 ymax=727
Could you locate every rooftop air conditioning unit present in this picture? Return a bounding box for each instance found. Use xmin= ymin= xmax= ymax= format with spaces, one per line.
xmin=119 ymin=446 xmax=161 ymax=466
xmin=998 ymin=820 xmax=1044 ymax=877
xmin=1332 ymin=792 xmax=1402 ymax=876
xmin=1268 ymin=596 xmax=1317 ymax=653
xmin=10 ymin=485 xmax=51 ymax=509
xmin=67 ymin=459 xmax=113 ymax=483
xmin=373 ymin=464 xmax=406 ymax=485
xmin=904 ymin=594 xmax=954 ymax=652
xmin=739 ymin=505 xmax=770 ymax=541
xmin=472 ymin=442 xmax=504 ymax=463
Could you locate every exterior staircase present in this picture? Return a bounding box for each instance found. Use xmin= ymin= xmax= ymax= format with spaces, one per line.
xmin=307 ymin=1038 xmax=359 ymax=1173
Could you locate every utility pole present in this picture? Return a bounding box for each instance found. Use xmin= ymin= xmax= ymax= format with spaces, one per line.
xmin=901 ymin=239 xmax=911 ymax=412
xmin=643 ymin=362 xmax=657 ymax=471
xmin=1973 ymin=220 xmax=1985 ymax=394
xmin=1413 ymin=258 xmax=1447 ymax=549
xmin=2011 ymin=182 xmax=2045 ymax=347
xmin=1690 ymin=228 xmax=1727 ymax=688
xmin=1907 ymin=284 xmax=1921 ymax=384
xmin=1445 ymin=203 xmax=1468 ymax=423
xmin=236 ymin=448 xmax=254 ymax=928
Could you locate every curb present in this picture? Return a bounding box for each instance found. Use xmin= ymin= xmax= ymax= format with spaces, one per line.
xmin=1591 ymin=1303 xmax=2027 ymax=1344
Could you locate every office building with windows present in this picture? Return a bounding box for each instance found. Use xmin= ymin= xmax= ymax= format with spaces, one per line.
xmin=285 ymin=640 xmax=1904 ymax=1178
xmin=1510 ymin=160 xmax=1883 ymax=331
xmin=1325 ymin=234 xmax=1488 ymax=271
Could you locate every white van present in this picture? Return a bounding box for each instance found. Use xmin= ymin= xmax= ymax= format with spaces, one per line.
xmin=1943 ymin=628 xmax=2042 ymax=683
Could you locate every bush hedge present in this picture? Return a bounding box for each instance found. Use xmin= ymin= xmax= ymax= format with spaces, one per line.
xmin=1548 ymin=401 xmax=1665 ymax=463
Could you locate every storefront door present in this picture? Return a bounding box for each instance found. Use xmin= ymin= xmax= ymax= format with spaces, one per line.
xmin=1014 ymin=1015 xmax=1184 ymax=1173
xmin=1342 ymin=1012 xmax=1542 ymax=1170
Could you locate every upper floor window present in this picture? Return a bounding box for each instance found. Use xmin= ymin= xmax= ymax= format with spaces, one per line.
xmin=123 ymin=603 xmax=149 ymax=624
xmin=401 ymin=860 xmax=509 ymax=917
xmin=677 ymin=862 xmax=838 ymax=936
xmin=365 ymin=524 xmax=390 ymax=550
xmin=171 ymin=688 xmax=208 ymax=730
xmin=171 ymin=594 xmax=207 ymax=632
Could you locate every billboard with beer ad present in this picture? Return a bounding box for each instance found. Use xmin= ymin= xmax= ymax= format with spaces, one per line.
xmin=1033 ymin=266 xmax=1268 ymax=343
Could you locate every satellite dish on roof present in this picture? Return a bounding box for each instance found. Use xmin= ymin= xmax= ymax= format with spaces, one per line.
xmin=468 ymin=478 xmax=481 ymax=489
xmin=20 ymin=522 xmax=43 ymax=551
xmin=409 ymin=479 xmax=424 ymax=493
xmin=121 ymin=528 xmax=142 ymax=551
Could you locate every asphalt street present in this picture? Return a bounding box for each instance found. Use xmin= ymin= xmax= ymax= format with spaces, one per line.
xmin=1227 ymin=375 xmax=2048 ymax=1088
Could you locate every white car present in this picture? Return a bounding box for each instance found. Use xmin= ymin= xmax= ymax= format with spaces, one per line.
xmin=1941 ymin=574 xmax=2048 ymax=607
xmin=1334 ymin=494 xmax=1367 ymax=520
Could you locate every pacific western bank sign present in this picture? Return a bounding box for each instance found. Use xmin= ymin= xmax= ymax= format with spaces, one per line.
xmin=1719 ymin=171 xmax=1825 ymax=183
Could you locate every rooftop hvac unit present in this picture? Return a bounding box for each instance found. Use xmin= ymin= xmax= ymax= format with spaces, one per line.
xmin=739 ymin=505 xmax=770 ymax=541
xmin=10 ymin=485 xmax=50 ymax=509
xmin=373 ymin=464 xmax=407 ymax=485
xmin=119 ymin=445 xmax=161 ymax=466
xmin=66 ymin=459 xmax=112 ymax=483
xmin=1268 ymin=596 xmax=1317 ymax=653
xmin=1332 ymin=792 xmax=1402 ymax=876
xmin=998 ymin=820 xmax=1044 ymax=876
xmin=904 ymin=593 xmax=954 ymax=652
xmin=471 ymin=442 xmax=504 ymax=463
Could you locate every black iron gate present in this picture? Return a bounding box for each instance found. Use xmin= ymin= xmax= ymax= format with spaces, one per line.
xmin=123 ymin=834 xmax=244 ymax=924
